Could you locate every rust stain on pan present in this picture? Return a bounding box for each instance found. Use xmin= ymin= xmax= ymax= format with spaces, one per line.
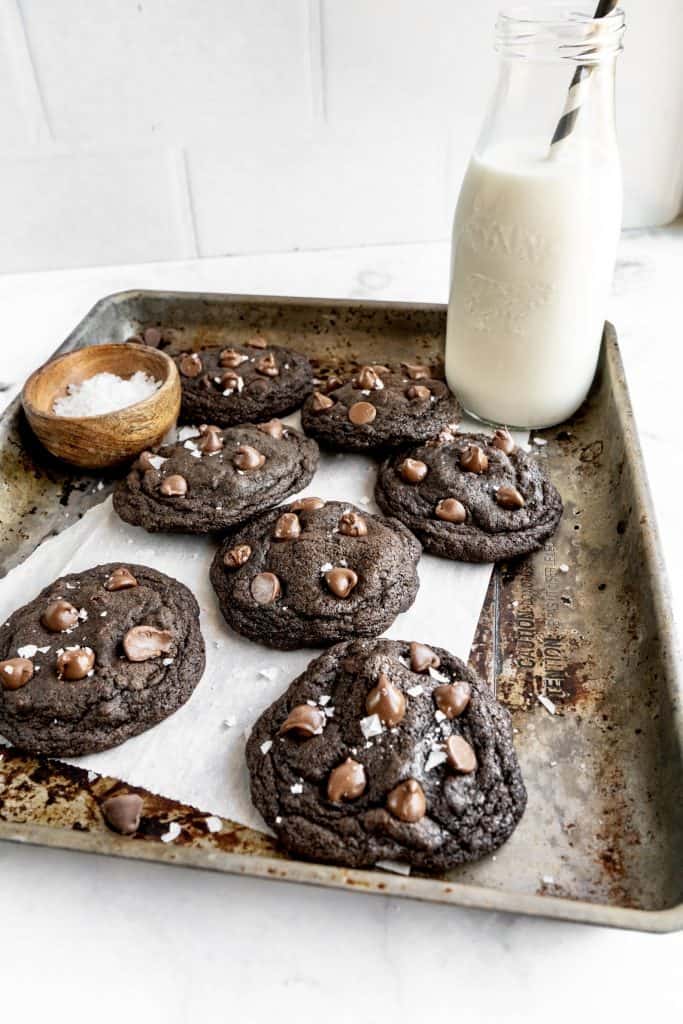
xmin=0 ymin=749 xmax=281 ymax=859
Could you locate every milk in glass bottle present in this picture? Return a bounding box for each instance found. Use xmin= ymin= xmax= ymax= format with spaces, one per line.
xmin=446 ymin=4 xmax=625 ymax=428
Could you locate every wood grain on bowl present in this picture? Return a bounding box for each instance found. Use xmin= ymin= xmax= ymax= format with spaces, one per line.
xmin=22 ymin=343 xmax=181 ymax=468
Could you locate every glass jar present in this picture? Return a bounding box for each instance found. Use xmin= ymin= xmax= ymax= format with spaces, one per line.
xmin=445 ymin=3 xmax=625 ymax=429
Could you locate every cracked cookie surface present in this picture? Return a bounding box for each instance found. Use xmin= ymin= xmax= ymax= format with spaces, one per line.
xmin=246 ymin=637 xmax=526 ymax=870
xmin=375 ymin=430 xmax=563 ymax=562
xmin=174 ymin=340 xmax=313 ymax=426
xmin=113 ymin=421 xmax=319 ymax=534
xmin=210 ymin=500 xmax=421 ymax=650
xmin=301 ymin=363 xmax=462 ymax=453
xmin=0 ymin=564 xmax=205 ymax=756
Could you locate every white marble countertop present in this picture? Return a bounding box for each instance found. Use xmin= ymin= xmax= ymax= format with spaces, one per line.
xmin=1 ymin=228 xmax=682 ymax=1020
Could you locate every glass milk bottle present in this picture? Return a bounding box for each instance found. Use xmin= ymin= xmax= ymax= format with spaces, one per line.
xmin=446 ymin=4 xmax=625 ymax=429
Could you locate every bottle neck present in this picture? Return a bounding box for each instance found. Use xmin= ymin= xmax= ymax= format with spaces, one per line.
xmin=477 ymin=51 xmax=618 ymax=161
xmin=476 ymin=4 xmax=624 ymax=161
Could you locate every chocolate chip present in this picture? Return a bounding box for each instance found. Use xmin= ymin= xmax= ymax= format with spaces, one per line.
xmin=496 ymin=485 xmax=525 ymax=509
xmin=41 ymin=599 xmax=79 ymax=632
xmin=0 ymin=657 xmax=34 ymax=690
xmin=246 ymin=378 xmax=270 ymax=397
xmin=355 ymin=366 xmax=382 ymax=390
xmin=101 ymin=793 xmax=144 ymax=836
xmin=199 ymin=375 xmax=213 ymax=391
xmin=57 ymin=647 xmax=95 ymax=680
xmin=248 ymin=335 xmax=268 ymax=349
xmin=233 ymin=445 xmax=265 ymax=471
xmin=405 ymin=384 xmax=431 ymax=401
xmin=143 ymin=327 xmax=162 ymax=347
xmin=123 ymin=626 xmax=173 ymax=663
xmin=273 ymin=512 xmax=301 ymax=541
xmin=291 ymin=496 xmax=325 ymax=512
xmin=348 ymin=401 xmax=376 ymax=425
xmin=324 ymin=375 xmax=343 ymax=393
xmin=224 ymin=544 xmax=252 ymax=568
xmin=434 ymin=681 xmax=471 ymax=719
xmin=104 ymin=567 xmax=138 ymax=591
xmin=179 ymin=352 xmax=203 ymax=378
xmin=310 ymin=391 xmax=335 ymax=413
xmin=327 ymin=758 xmax=367 ymax=802
xmin=257 ymin=419 xmax=285 ymax=439
xmin=279 ymin=704 xmax=326 ymax=738
xmin=402 ymin=363 xmax=430 ymax=381
xmin=325 ymin=567 xmax=358 ymax=598
xmin=219 ymin=348 xmax=248 ymax=368
xmin=460 ymin=445 xmax=489 ymax=474
xmin=338 ymin=512 xmax=367 ymax=537
xmin=435 ymin=498 xmax=466 ymax=523
xmin=366 ymin=673 xmax=406 ymax=726
xmin=409 ymin=641 xmax=440 ymax=673
xmin=198 ymin=424 xmax=224 ymax=453
xmin=251 ymin=572 xmax=281 ymax=605
xmin=256 ymin=353 xmax=279 ymax=377
xmin=219 ymin=370 xmax=242 ymax=393
xmin=399 ymin=458 xmax=428 ymax=484
xmin=492 ymin=427 xmax=515 ymax=454
xmin=445 ymin=734 xmax=477 ymax=773
xmin=386 ymin=779 xmax=426 ymax=822
xmin=160 ymin=474 xmax=188 ymax=496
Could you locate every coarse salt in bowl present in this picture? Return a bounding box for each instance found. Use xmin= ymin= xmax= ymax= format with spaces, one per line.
xmin=52 ymin=370 xmax=162 ymax=418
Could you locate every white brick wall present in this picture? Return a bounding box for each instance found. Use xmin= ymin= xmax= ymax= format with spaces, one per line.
xmin=0 ymin=0 xmax=681 ymax=274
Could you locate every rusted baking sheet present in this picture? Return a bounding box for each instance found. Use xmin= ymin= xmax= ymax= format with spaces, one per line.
xmin=0 ymin=291 xmax=681 ymax=933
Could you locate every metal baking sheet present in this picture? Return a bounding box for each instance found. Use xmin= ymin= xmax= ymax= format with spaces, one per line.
xmin=0 ymin=290 xmax=681 ymax=933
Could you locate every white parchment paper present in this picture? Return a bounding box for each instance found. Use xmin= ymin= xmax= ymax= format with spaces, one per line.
xmin=0 ymin=418 xmax=525 ymax=831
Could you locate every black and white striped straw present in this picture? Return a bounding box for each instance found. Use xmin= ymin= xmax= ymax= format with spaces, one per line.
xmin=550 ymin=0 xmax=619 ymax=149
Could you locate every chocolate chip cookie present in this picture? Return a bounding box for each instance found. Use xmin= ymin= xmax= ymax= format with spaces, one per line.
xmin=0 ymin=564 xmax=205 ymax=756
xmin=113 ymin=421 xmax=319 ymax=534
xmin=375 ymin=429 xmax=563 ymax=562
xmin=174 ymin=338 xmax=314 ymax=426
xmin=246 ymin=637 xmax=526 ymax=870
xmin=210 ymin=499 xmax=421 ymax=650
xmin=301 ymin=363 xmax=462 ymax=453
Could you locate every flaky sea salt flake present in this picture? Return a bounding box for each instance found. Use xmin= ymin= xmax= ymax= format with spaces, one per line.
xmin=360 ymin=713 xmax=383 ymax=739
xmin=537 ymin=693 xmax=557 ymax=715
xmin=161 ymin=822 xmax=182 ymax=843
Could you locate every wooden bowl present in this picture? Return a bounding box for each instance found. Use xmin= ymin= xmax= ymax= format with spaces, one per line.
xmin=22 ymin=343 xmax=181 ymax=469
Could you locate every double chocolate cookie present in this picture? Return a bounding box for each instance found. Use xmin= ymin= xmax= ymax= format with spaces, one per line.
xmin=174 ymin=338 xmax=314 ymax=426
xmin=210 ymin=499 xmax=421 ymax=649
xmin=375 ymin=429 xmax=563 ymax=563
xmin=301 ymin=363 xmax=462 ymax=453
xmin=113 ymin=421 xmax=319 ymax=534
xmin=246 ymin=638 xmax=526 ymax=870
xmin=0 ymin=564 xmax=205 ymax=756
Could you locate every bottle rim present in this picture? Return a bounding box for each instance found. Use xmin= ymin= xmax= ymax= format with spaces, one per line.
xmin=496 ymin=3 xmax=625 ymax=63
